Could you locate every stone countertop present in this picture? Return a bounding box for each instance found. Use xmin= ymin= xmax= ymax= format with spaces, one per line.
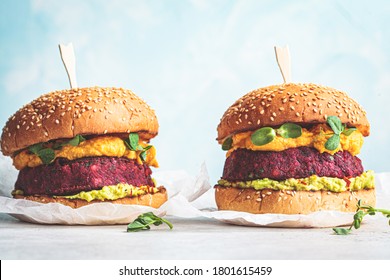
xmin=1 ymin=213 xmax=389 ymax=260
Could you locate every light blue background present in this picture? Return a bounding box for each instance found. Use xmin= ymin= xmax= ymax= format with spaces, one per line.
xmin=1 ymin=0 xmax=389 ymax=183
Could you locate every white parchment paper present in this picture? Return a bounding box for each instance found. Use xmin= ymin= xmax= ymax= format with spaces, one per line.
xmin=0 ymin=155 xmax=389 ymax=227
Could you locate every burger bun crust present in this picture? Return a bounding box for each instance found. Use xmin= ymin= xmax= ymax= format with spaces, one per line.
xmin=14 ymin=186 xmax=168 ymax=209
xmin=217 ymin=83 xmax=370 ymax=141
xmin=215 ymin=186 xmax=375 ymax=214
xmin=1 ymin=87 xmax=159 ymax=155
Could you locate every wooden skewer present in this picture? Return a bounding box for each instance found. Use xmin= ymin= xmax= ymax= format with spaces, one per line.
xmin=274 ymin=45 xmax=292 ymax=84
xmin=58 ymin=43 xmax=78 ymax=89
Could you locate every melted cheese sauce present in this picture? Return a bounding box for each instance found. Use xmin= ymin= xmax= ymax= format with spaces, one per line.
xmin=226 ymin=124 xmax=364 ymax=157
xmin=13 ymin=136 xmax=158 ymax=170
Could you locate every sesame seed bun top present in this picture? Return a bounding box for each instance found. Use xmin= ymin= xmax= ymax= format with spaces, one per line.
xmin=1 ymin=87 xmax=159 ymax=155
xmin=217 ymin=83 xmax=370 ymax=141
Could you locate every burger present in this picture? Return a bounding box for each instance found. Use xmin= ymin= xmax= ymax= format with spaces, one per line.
xmin=1 ymin=87 xmax=167 ymax=208
xmin=215 ymin=83 xmax=375 ymax=214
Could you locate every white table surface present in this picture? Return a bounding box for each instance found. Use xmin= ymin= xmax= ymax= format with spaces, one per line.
xmin=1 ymin=212 xmax=389 ymax=260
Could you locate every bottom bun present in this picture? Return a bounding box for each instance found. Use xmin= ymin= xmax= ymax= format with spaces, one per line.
xmin=14 ymin=186 xmax=168 ymax=209
xmin=215 ymin=186 xmax=375 ymax=214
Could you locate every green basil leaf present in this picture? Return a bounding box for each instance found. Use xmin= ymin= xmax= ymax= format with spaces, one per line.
xmin=342 ymin=128 xmax=357 ymax=136
xmin=68 ymin=135 xmax=86 ymax=146
xmin=129 ymin=133 xmax=139 ymax=151
xmin=136 ymin=145 xmax=144 ymax=151
xmin=38 ymin=148 xmax=55 ymax=164
xmin=222 ymin=137 xmax=233 ymax=151
xmin=139 ymin=145 xmax=152 ymax=162
xmin=140 ymin=151 xmax=146 ymax=161
xmin=333 ymin=228 xmax=352 ymax=235
xmin=124 ymin=140 xmax=131 ymax=150
xmin=127 ymin=212 xmax=173 ymax=232
xmin=325 ymin=134 xmax=340 ymax=150
xmin=353 ymin=219 xmax=361 ymax=229
xmin=143 ymin=145 xmax=152 ymax=151
xmin=276 ymin=123 xmax=302 ymax=139
xmin=28 ymin=143 xmax=44 ymax=154
xmin=127 ymin=220 xmax=150 ymax=232
xmin=327 ymin=116 xmax=343 ymax=134
xmin=251 ymin=127 xmax=276 ymax=146
xmin=160 ymin=217 xmax=173 ymax=229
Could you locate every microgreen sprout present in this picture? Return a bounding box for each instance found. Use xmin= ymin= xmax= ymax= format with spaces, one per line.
xmin=325 ymin=116 xmax=356 ymax=151
xmin=250 ymin=123 xmax=302 ymax=147
xmin=28 ymin=134 xmax=86 ymax=165
xmin=124 ymin=132 xmax=153 ymax=162
xmin=333 ymin=200 xmax=390 ymax=235
xmin=127 ymin=212 xmax=173 ymax=232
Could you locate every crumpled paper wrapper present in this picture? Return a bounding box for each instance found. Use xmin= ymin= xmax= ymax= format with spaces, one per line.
xmin=0 ymin=155 xmax=389 ymax=227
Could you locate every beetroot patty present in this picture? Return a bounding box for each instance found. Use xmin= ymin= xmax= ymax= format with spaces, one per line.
xmin=15 ymin=157 xmax=154 ymax=196
xmin=222 ymin=147 xmax=364 ymax=181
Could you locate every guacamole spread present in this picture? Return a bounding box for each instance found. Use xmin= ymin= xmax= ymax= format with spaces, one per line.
xmin=217 ymin=170 xmax=374 ymax=192
xmin=59 ymin=183 xmax=159 ymax=202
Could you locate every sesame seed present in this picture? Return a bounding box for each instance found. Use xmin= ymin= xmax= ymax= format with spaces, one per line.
xmin=55 ymin=119 xmax=59 ymax=124
xmin=290 ymin=105 xmax=295 ymax=111
xmin=295 ymin=112 xmax=300 ymax=117
xmin=270 ymin=116 xmax=274 ymax=121
xmin=260 ymin=109 xmax=264 ymax=115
